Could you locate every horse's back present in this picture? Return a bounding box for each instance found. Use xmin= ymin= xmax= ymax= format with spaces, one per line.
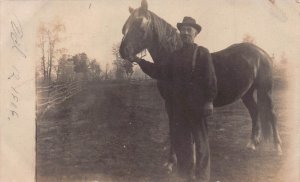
xmin=211 ymin=43 xmax=272 ymax=107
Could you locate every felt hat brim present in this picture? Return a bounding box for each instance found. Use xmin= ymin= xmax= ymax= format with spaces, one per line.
xmin=177 ymin=23 xmax=202 ymax=33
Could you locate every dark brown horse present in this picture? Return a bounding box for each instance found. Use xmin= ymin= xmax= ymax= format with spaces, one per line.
xmin=120 ymin=0 xmax=282 ymax=171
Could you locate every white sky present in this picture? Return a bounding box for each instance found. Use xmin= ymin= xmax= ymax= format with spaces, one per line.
xmin=2 ymin=0 xmax=300 ymax=68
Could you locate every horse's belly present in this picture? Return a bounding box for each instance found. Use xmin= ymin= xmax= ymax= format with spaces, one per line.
xmin=212 ymin=57 xmax=258 ymax=107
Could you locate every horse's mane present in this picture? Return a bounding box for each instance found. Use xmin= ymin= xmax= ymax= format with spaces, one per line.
xmin=149 ymin=11 xmax=182 ymax=54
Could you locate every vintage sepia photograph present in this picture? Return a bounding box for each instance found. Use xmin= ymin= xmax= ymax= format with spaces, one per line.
xmin=1 ymin=0 xmax=299 ymax=181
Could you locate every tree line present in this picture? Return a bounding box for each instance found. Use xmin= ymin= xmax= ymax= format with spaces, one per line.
xmin=55 ymin=53 xmax=101 ymax=82
xmin=36 ymin=20 xmax=149 ymax=83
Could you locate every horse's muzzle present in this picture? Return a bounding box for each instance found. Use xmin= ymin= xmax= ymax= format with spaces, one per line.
xmin=119 ymin=41 xmax=132 ymax=60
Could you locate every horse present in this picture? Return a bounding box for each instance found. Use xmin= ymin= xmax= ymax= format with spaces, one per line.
xmin=119 ymin=0 xmax=282 ymax=171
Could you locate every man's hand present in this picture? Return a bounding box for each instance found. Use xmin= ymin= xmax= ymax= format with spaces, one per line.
xmin=203 ymin=102 xmax=213 ymax=117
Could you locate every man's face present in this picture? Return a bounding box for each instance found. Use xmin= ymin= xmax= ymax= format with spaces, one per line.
xmin=180 ymin=25 xmax=198 ymax=45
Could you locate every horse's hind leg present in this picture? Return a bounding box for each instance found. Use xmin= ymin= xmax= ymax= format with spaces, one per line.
xmin=258 ymin=86 xmax=282 ymax=155
xmin=242 ymin=87 xmax=260 ymax=151
xmin=268 ymin=99 xmax=282 ymax=155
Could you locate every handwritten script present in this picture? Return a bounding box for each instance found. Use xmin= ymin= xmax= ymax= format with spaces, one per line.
xmin=10 ymin=16 xmax=26 ymax=58
xmin=8 ymin=15 xmax=27 ymax=120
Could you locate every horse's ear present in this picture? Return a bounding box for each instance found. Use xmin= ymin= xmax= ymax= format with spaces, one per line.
xmin=129 ymin=6 xmax=134 ymax=14
xmin=141 ymin=0 xmax=148 ymax=11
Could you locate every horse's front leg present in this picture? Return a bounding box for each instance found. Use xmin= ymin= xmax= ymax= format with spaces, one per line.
xmin=164 ymin=145 xmax=177 ymax=174
xmin=163 ymin=100 xmax=177 ymax=173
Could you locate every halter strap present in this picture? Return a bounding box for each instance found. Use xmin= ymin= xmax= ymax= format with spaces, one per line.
xmin=192 ymin=45 xmax=199 ymax=72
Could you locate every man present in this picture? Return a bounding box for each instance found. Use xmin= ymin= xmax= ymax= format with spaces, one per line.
xmin=129 ymin=17 xmax=217 ymax=181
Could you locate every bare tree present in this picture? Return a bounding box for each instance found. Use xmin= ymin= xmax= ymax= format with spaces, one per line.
xmin=37 ymin=23 xmax=47 ymax=80
xmin=36 ymin=20 xmax=66 ymax=82
xmin=123 ymin=61 xmax=134 ymax=79
xmin=243 ymin=34 xmax=256 ymax=44
xmin=88 ymin=59 xmax=102 ymax=81
xmin=104 ymin=63 xmax=109 ymax=80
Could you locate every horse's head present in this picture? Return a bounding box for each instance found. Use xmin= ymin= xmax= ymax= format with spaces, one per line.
xmin=120 ymin=0 xmax=152 ymax=60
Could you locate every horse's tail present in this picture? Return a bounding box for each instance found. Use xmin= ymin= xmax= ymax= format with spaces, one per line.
xmin=256 ymin=53 xmax=276 ymax=141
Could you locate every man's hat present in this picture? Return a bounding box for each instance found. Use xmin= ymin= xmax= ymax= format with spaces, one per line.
xmin=177 ymin=16 xmax=202 ymax=33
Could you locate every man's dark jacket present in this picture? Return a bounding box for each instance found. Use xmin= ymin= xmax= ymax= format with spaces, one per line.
xmin=138 ymin=43 xmax=217 ymax=114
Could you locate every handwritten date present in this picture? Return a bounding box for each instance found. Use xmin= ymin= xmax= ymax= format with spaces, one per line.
xmin=8 ymin=15 xmax=26 ymax=121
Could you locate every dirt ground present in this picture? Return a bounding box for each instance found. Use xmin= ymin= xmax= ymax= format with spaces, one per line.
xmin=36 ymin=80 xmax=298 ymax=182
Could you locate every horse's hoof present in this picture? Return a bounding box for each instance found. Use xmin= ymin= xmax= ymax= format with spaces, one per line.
xmin=246 ymin=141 xmax=256 ymax=151
xmin=163 ymin=162 xmax=174 ymax=174
xmin=275 ymin=144 xmax=283 ymax=156
xmin=253 ymin=136 xmax=261 ymax=146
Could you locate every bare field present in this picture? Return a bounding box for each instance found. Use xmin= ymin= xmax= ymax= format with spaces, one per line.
xmin=37 ymin=80 xmax=294 ymax=182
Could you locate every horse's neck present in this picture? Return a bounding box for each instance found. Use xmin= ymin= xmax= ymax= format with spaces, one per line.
xmin=147 ymin=13 xmax=182 ymax=63
xmin=148 ymin=44 xmax=171 ymax=63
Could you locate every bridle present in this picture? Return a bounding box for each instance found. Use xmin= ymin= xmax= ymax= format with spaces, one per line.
xmin=121 ymin=10 xmax=153 ymax=60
